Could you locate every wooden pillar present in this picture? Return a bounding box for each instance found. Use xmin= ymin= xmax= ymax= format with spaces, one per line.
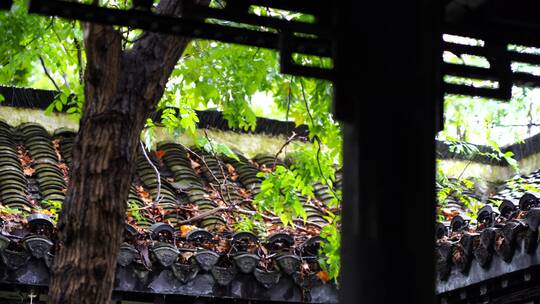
xmin=335 ymin=1 xmax=442 ymax=303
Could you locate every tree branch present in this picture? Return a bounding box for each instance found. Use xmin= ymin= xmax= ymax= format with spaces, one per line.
xmin=140 ymin=140 xmax=162 ymax=205
xmin=202 ymin=130 xmax=233 ymax=202
xmin=300 ymin=79 xmax=339 ymax=201
xmin=39 ymin=56 xmax=61 ymax=92
xmin=74 ymin=37 xmax=84 ymax=84
xmin=273 ymin=131 xmax=299 ymax=168
xmin=177 ymin=206 xmax=228 ymax=225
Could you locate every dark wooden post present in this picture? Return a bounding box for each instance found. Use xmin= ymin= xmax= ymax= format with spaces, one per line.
xmin=335 ymin=1 xmax=442 ymax=303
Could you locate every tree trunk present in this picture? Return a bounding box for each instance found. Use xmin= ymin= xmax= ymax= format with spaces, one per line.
xmin=48 ymin=1 xmax=193 ymax=302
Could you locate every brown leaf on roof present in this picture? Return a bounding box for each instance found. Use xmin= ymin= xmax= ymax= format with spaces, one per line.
xmin=239 ymin=188 xmax=251 ymax=199
xmin=190 ymin=158 xmax=201 ymax=170
xmin=267 ymin=223 xmax=281 ymax=233
xmin=442 ymin=208 xmax=460 ymax=221
xmin=260 ymin=164 xmax=273 ymax=173
xmin=155 ymin=150 xmax=166 ymax=159
xmin=180 ymin=225 xmax=197 ymax=238
xmin=207 ymin=189 xmax=220 ymax=201
xmin=136 ymin=185 xmax=152 ymax=205
xmin=316 ymin=271 xmax=330 ymax=283
xmin=17 ymin=145 xmax=34 ymax=176
xmin=226 ymin=164 xmax=238 ymax=181
xmin=52 ymin=138 xmax=63 ymax=162
xmin=495 ymin=235 xmax=504 ymax=250
xmin=304 ymin=226 xmax=321 ymax=236
xmin=259 ymin=244 xmax=268 ymax=256
xmin=23 ymin=167 xmax=35 ymax=177
xmin=250 ymin=159 xmax=260 ymax=169
xmin=58 ymin=162 xmax=69 ymax=183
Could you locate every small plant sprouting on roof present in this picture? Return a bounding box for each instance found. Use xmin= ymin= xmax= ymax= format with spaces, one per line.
xmin=41 ymin=199 xmax=63 ymax=224
xmin=127 ymin=201 xmax=145 ymax=224
xmin=233 ymin=214 xmax=267 ymax=237
xmin=0 ymin=205 xmax=22 ymax=216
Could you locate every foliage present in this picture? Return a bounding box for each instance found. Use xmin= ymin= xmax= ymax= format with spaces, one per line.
xmin=319 ymin=215 xmax=341 ymax=283
xmin=483 ymin=139 xmax=519 ymax=172
xmin=142 ymin=118 xmax=157 ymax=151
xmin=3 ymin=8 xmax=539 ymax=286
xmin=255 ymin=166 xmax=307 ymax=227
xmin=437 ymin=135 xmax=539 ymax=222
xmin=287 ymin=144 xmax=338 ymax=203
xmin=436 ymin=137 xmax=516 ymax=221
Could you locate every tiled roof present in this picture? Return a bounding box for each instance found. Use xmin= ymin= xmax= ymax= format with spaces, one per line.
xmin=436 ymin=168 xmax=540 ymax=296
xmin=0 ymin=119 xmax=340 ymax=303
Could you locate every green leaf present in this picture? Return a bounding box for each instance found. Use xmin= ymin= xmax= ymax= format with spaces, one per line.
xmin=215 ymin=143 xmax=239 ymax=161
xmin=54 ymin=99 xmax=63 ymax=111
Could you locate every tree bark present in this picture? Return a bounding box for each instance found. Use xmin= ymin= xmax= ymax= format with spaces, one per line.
xmin=48 ymin=1 xmax=194 ymax=302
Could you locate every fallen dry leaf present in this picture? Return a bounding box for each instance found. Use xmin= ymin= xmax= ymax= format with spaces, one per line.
xmin=190 ymin=159 xmax=201 ymax=170
xmin=23 ymin=167 xmax=35 ymax=177
xmin=136 ymin=185 xmax=152 ymax=204
xmin=226 ymin=164 xmax=239 ymax=181
xmin=155 ymin=150 xmax=166 ymax=159
xmin=239 ymin=188 xmax=251 ymax=199
xmin=316 ymin=271 xmax=330 ymax=283
xmin=17 ymin=145 xmax=34 ymax=173
xmin=441 ymin=208 xmax=460 ymax=221
xmin=58 ymin=162 xmax=69 ymax=182
xmin=180 ymin=225 xmax=197 ymax=238
xmin=52 ymin=139 xmax=63 ymax=162
xmin=260 ymin=165 xmax=273 ymax=173
xmin=260 ymin=245 xmax=268 ymax=256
